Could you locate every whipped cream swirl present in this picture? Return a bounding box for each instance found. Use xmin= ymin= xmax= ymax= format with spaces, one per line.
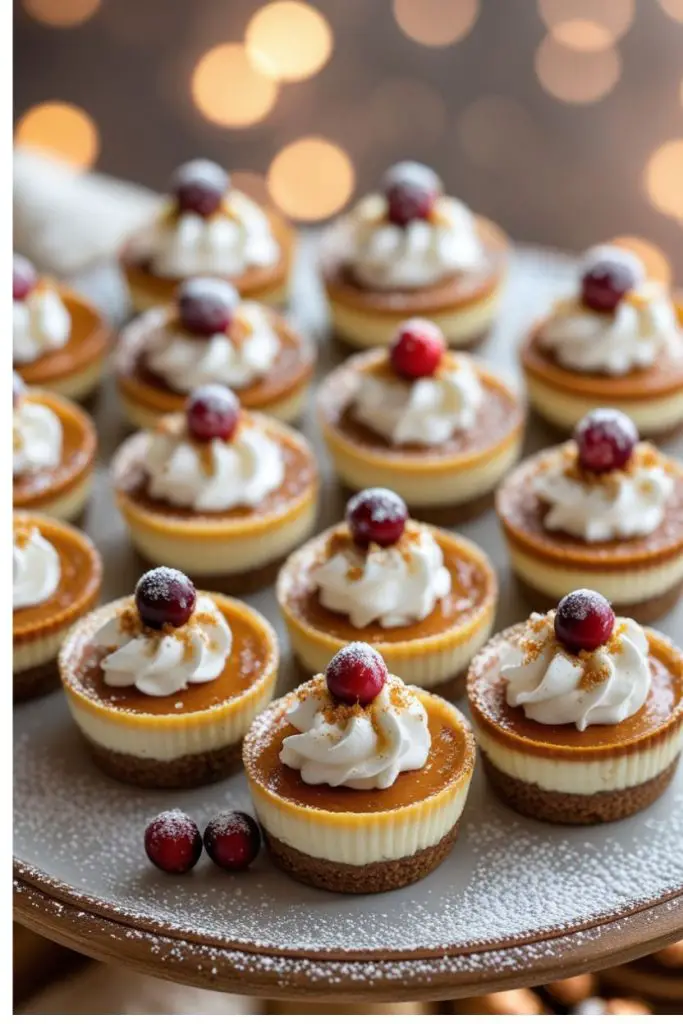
xmin=94 ymin=594 xmax=232 ymax=697
xmin=540 ymin=248 xmax=682 ymax=375
xmin=13 ymin=286 xmax=71 ymax=365
xmin=144 ymin=416 xmax=284 ymax=512
xmin=314 ymin=524 xmax=451 ymax=629
xmin=133 ymin=191 xmax=280 ymax=279
xmin=280 ymin=673 xmax=431 ymax=789
xmin=13 ymin=398 xmax=63 ymax=476
xmin=535 ymin=443 xmax=674 ymax=543
xmin=501 ymin=612 xmax=651 ymax=731
xmin=353 ymin=354 xmax=484 ymax=446
xmin=142 ymin=302 xmax=280 ymax=392
xmin=345 ymin=193 xmax=485 ymax=291
xmin=13 ymin=525 xmax=61 ymax=610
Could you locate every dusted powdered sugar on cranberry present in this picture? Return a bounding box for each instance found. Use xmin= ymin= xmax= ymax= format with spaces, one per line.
xmin=581 ymin=255 xmax=638 ymax=314
xmin=135 ymin=567 xmax=197 ymax=630
xmin=170 ymin=159 xmax=229 ymax=218
xmin=177 ymin=277 xmax=238 ymax=336
xmin=144 ymin=809 xmax=203 ymax=874
xmin=325 ymin=642 xmax=388 ymax=705
xmin=575 ymin=408 xmax=638 ymax=475
xmin=186 ymin=383 xmax=240 ymax=443
xmin=13 ymin=254 xmax=37 ymax=301
xmin=203 ymin=811 xmax=261 ymax=871
xmin=554 ymin=589 xmax=615 ymax=653
xmin=382 ymin=161 xmax=441 ymax=227
xmin=346 ymin=488 xmax=407 ymax=549
xmin=390 ymin=318 xmax=445 ymax=380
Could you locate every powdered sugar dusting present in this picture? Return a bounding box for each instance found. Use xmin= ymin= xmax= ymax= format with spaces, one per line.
xmin=13 ymin=698 xmax=683 ymax=959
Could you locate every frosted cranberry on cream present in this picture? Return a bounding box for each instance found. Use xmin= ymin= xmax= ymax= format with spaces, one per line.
xmin=496 ymin=409 xmax=683 ymax=620
xmin=321 ymin=161 xmax=509 ymax=349
xmin=467 ymin=589 xmax=683 ymax=824
xmin=244 ymin=644 xmax=476 ymax=893
xmin=318 ymin=319 xmax=524 ymax=518
xmin=277 ymin=488 xmax=497 ymax=695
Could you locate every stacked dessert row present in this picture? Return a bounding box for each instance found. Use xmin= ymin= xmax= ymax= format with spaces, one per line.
xmin=12 ymin=157 xmax=683 ymax=899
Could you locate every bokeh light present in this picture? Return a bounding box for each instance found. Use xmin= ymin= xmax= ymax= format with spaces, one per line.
xmin=458 ymin=96 xmax=539 ymax=167
xmin=231 ymin=170 xmax=270 ymax=206
xmin=538 ymin=0 xmax=634 ymax=39
xmin=15 ymin=102 xmax=99 ymax=169
xmin=267 ymin=138 xmax=354 ymax=221
xmin=192 ymin=44 xmax=278 ymax=127
xmin=658 ymin=0 xmax=683 ymax=22
xmin=535 ymin=35 xmax=621 ymax=104
xmin=393 ymin=0 xmax=479 ymax=47
xmin=23 ymin=0 xmax=100 ymax=27
xmin=550 ymin=19 xmax=614 ymax=51
xmin=645 ymin=140 xmax=683 ymax=220
xmin=246 ymin=2 xmax=332 ymax=82
xmin=611 ymin=236 xmax=672 ymax=284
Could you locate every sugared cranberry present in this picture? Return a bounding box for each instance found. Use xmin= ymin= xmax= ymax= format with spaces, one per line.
xmin=170 ymin=159 xmax=229 ymax=217
xmin=135 ymin=567 xmax=197 ymax=630
xmin=186 ymin=383 xmax=239 ymax=443
xmin=575 ymin=408 xmax=638 ymax=475
xmin=581 ymin=253 xmax=639 ymax=314
xmin=13 ymin=371 xmax=25 ymax=406
xmin=177 ymin=277 xmax=238 ymax=336
xmin=554 ymin=589 xmax=615 ymax=654
xmin=346 ymin=488 xmax=407 ymax=549
xmin=144 ymin=809 xmax=203 ymax=874
xmin=13 ymin=254 xmax=37 ymax=301
xmin=203 ymin=811 xmax=261 ymax=871
xmin=390 ymin=318 xmax=445 ymax=379
xmin=382 ymin=161 xmax=441 ymax=227
xmin=326 ymin=642 xmax=388 ymax=706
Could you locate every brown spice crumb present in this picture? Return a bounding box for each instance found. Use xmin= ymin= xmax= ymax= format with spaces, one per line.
xmin=13 ymin=524 xmax=34 ymax=550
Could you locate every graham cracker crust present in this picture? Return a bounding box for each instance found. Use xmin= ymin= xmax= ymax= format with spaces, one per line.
xmin=263 ymin=821 xmax=461 ymax=894
xmin=84 ymin=736 xmax=244 ymax=789
xmin=481 ymin=752 xmax=680 ymax=825
xmin=340 ymin=485 xmax=494 ymax=527
xmin=515 ymin=574 xmax=683 ymax=625
xmin=13 ymin=660 xmax=60 ymax=703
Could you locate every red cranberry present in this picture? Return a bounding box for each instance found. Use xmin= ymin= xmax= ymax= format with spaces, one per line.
xmin=326 ymin=642 xmax=388 ymax=706
xmin=13 ymin=371 xmax=26 ymax=406
xmin=382 ymin=161 xmax=441 ymax=227
xmin=144 ymin=809 xmax=203 ymax=874
xmin=346 ymin=488 xmax=407 ymax=549
xmin=575 ymin=408 xmax=638 ymax=475
xmin=13 ymin=254 xmax=37 ymax=301
xmin=581 ymin=254 xmax=639 ymax=314
xmin=390 ymin=318 xmax=445 ymax=379
xmin=170 ymin=159 xmax=229 ymax=217
xmin=186 ymin=383 xmax=239 ymax=443
xmin=135 ymin=567 xmax=197 ymax=630
xmin=203 ymin=811 xmax=261 ymax=871
xmin=177 ymin=277 xmax=238 ymax=336
xmin=554 ymin=589 xmax=615 ymax=654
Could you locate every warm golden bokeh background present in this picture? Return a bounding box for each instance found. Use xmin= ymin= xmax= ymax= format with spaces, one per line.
xmin=13 ymin=0 xmax=683 ymax=276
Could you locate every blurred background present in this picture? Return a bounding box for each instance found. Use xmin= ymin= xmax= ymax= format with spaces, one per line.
xmin=13 ymin=0 xmax=683 ymax=279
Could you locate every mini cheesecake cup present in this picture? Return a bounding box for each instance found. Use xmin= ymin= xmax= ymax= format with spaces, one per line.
xmin=115 ymin=309 xmax=315 ymax=431
xmin=496 ymin=450 xmax=683 ymax=621
xmin=112 ymin=415 xmax=319 ymax=592
xmin=13 ymin=512 xmax=102 ymax=703
xmin=121 ymin=208 xmax=294 ymax=313
xmin=318 ymin=349 xmax=524 ymax=519
xmin=467 ymin=624 xmax=683 ymax=825
xmin=243 ymin=687 xmax=475 ymax=893
xmin=16 ymin=286 xmax=110 ymax=402
xmin=521 ymin=301 xmax=683 ymax=439
xmin=13 ymin=390 xmax=97 ymax=523
xmin=322 ymin=216 xmax=509 ymax=350
xmin=277 ymin=525 xmax=497 ymax=695
xmin=59 ymin=594 xmax=279 ymax=788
